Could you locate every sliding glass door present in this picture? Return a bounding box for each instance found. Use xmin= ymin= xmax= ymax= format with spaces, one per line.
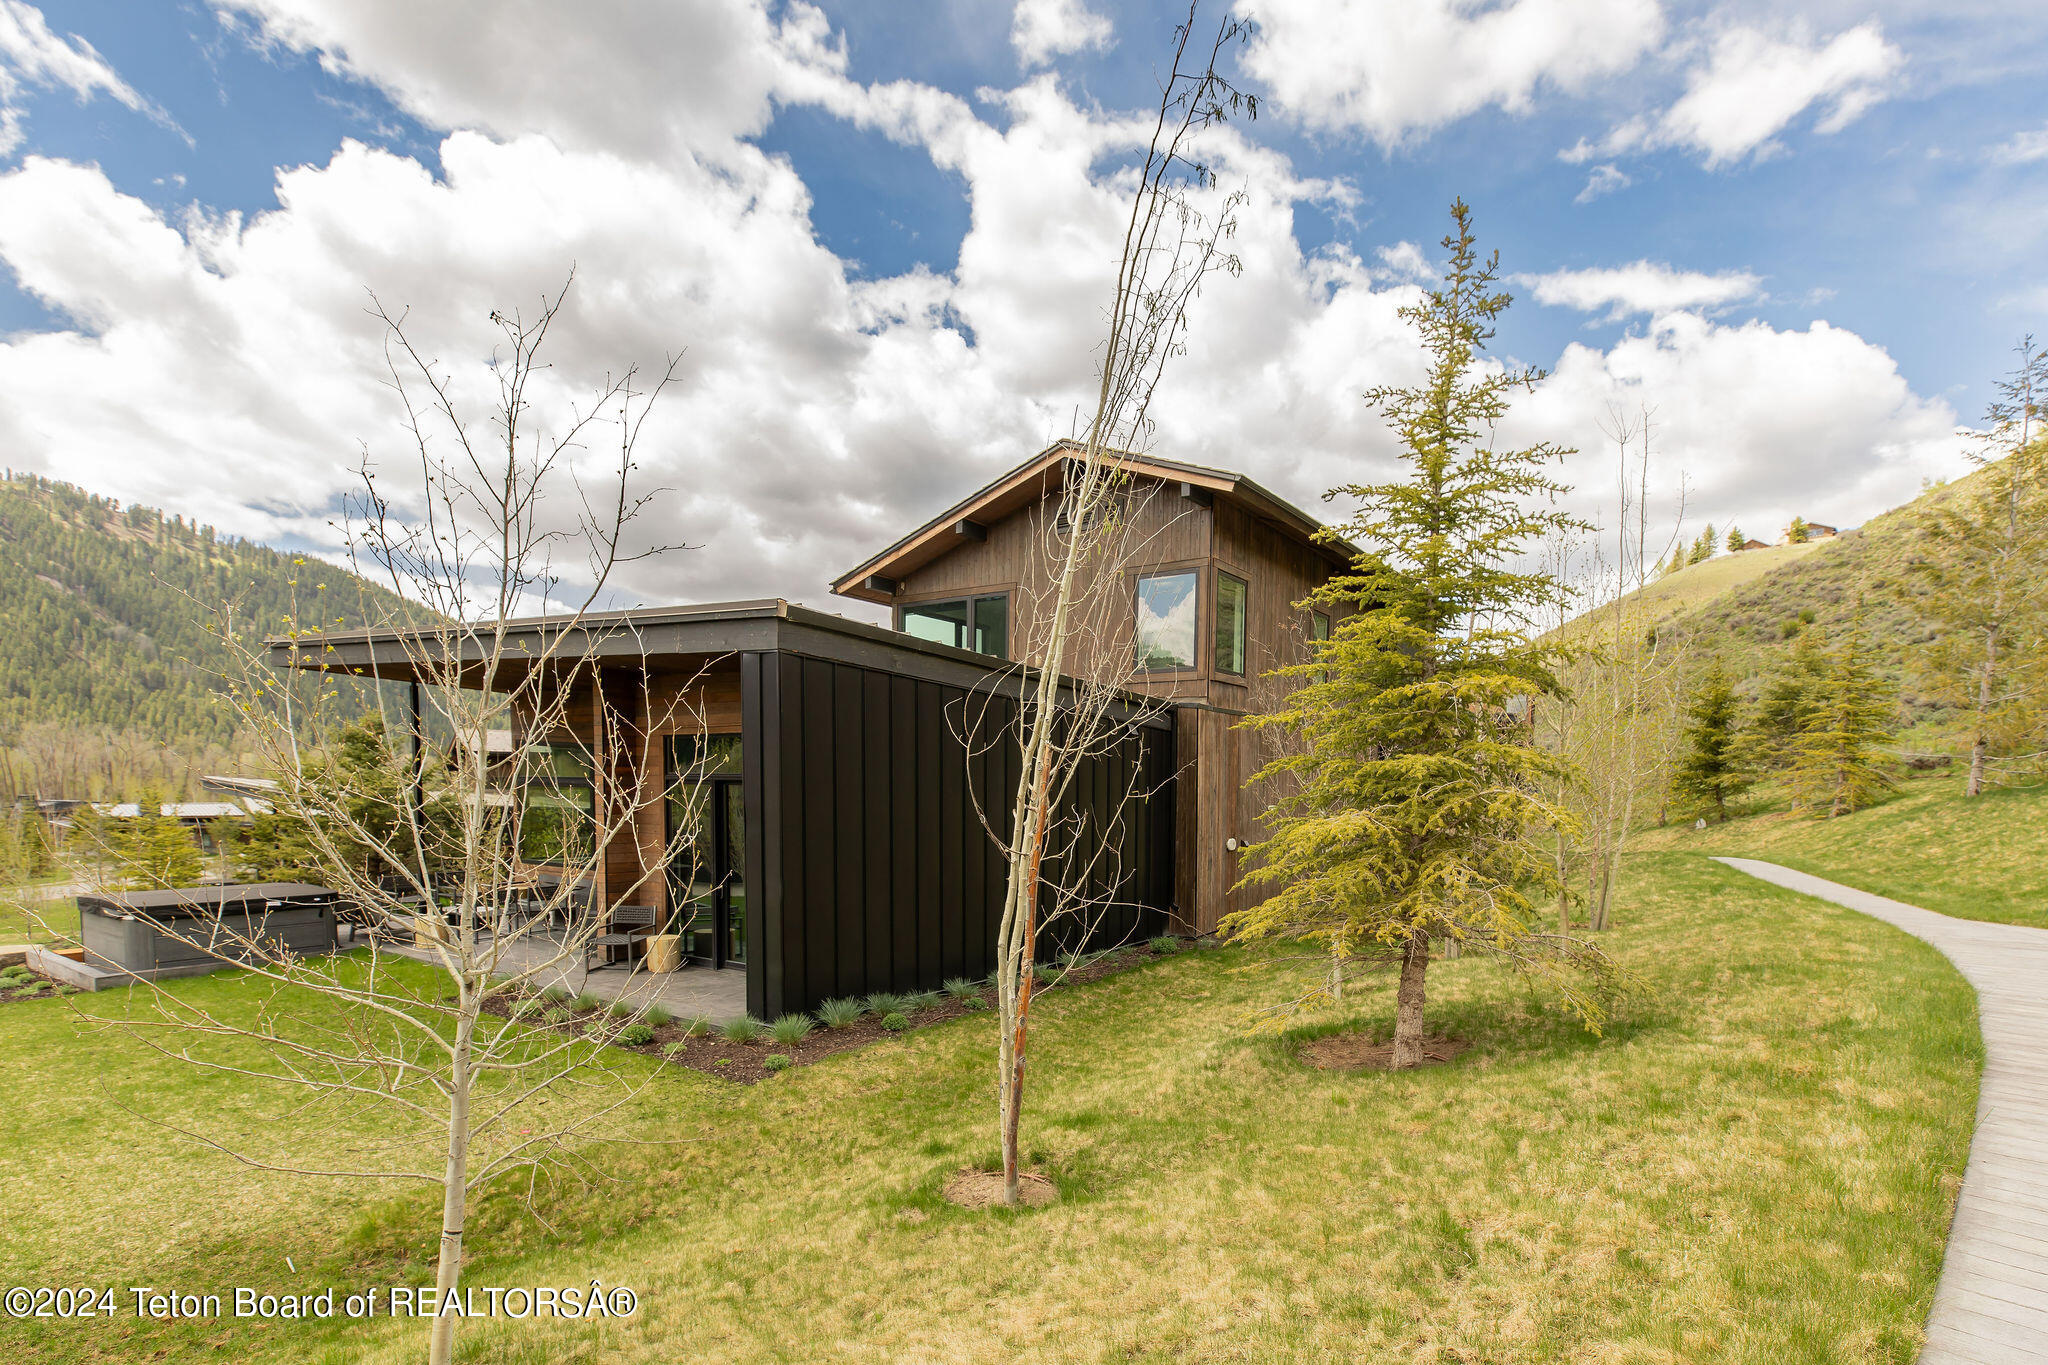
xmin=665 ymin=736 xmax=746 ymax=969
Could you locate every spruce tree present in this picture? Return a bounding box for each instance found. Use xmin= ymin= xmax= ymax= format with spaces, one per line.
xmin=1725 ymin=525 xmax=1745 ymax=554
xmin=1786 ymin=516 xmax=1810 ymax=544
xmin=106 ymin=789 xmax=205 ymax=889
xmin=1232 ymin=200 xmax=1616 ymax=1068
xmin=1790 ymin=631 xmax=1898 ymax=818
xmin=1669 ymin=658 xmax=1751 ymax=822
xmin=1754 ymin=628 xmax=1829 ymax=766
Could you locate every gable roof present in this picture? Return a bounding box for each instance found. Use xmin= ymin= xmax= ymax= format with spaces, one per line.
xmin=829 ymin=440 xmax=1358 ymax=605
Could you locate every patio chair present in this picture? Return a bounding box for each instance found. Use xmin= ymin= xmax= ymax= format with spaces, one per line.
xmin=587 ymin=903 xmax=657 ymax=972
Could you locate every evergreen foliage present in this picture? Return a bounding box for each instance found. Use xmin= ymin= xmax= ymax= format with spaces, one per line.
xmin=1668 ymin=658 xmax=1752 ymax=823
xmin=1789 ymin=629 xmax=1899 ymax=818
xmin=78 ymin=788 xmax=206 ymax=889
xmin=0 ymin=473 xmax=401 ymax=754
xmin=1688 ymin=525 xmax=1716 ymax=565
xmin=1726 ymin=526 xmax=1745 ymax=554
xmin=1786 ymin=516 xmax=1811 ymax=544
xmin=1232 ymin=201 xmax=1618 ymax=1066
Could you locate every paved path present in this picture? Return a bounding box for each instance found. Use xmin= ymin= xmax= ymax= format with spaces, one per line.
xmin=1714 ymin=858 xmax=2048 ymax=1363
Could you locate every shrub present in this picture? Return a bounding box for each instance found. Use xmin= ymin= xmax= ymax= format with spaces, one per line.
xmin=661 ymin=1040 xmax=690 ymax=1059
xmin=720 ymin=1015 xmax=766 ymax=1044
xmin=55 ymin=985 xmax=77 ymax=996
xmin=942 ymin=976 xmax=981 ymax=1000
xmin=609 ymin=999 xmax=637 ymax=1019
xmin=1059 ymin=948 xmax=1088 ymax=972
xmin=617 ymin=1023 xmax=656 ymax=1047
xmin=881 ymin=1011 xmax=910 ymax=1032
xmin=1148 ymin=935 xmax=1181 ymax=954
xmin=540 ymin=984 xmax=571 ymax=1005
xmin=762 ymin=1054 xmax=792 ymax=1073
xmin=816 ymin=997 xmax=864 ymax=1028
xmin=644 ymin=1003 xmax=675 ymax=1027
xmin=961 ymin=995 xmax=989 ymax=1011
xmin=0 ymin=965 xmax=27 ymax=980
xmin=864 ymin=991 xmax=906 ymax=1018
xmin=768 ymin=1014 xmax=814 ymax=1046
xmin=1032 ymin=962 xmax=1058 ymax=987
xmin=543 ymin=1007 xmax=572 ymax=1025
xmin=571 ymin=991 xmax=602 ymax=1014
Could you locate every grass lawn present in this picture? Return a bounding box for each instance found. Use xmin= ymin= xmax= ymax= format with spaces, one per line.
xmin=1 ymin=853 xmax=1978 ymax=1363
xmin=0 ymin=890 xmax=77 ymax=945
xmin=1638 ymin=771 xmax=2048 ymax=930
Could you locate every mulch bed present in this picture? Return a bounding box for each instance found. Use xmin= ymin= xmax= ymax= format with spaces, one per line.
xmin=942 ymin=1167 xmax=1057 ymax=1210
xmin=481 ymin=938 xmax=1195 ymax=1084
xmin=0 ymin=964 xmax=74 ymax=1004
xmin=1299 ymin=1031 xmax=1472 ymax=1072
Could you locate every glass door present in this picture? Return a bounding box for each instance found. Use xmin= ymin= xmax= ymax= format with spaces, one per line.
xmin=666 ymin=737 xmax=745 ymax=969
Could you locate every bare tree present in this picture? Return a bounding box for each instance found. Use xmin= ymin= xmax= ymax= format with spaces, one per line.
xmin=47 ymin=278 xmax=713 ymax=1365
xmin=984 ymin=2 xmax=1252 ymax=1208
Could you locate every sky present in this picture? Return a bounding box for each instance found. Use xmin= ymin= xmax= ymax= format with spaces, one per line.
xmin=0 ymin=0 xmax=2043 ymax=620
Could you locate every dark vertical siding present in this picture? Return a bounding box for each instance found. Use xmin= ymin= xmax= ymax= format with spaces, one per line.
xmin=751 ymin=650 xmax=1175 ymax=1015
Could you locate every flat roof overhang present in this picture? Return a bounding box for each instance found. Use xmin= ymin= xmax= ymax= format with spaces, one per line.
xmin=267 ymin=598 xmax=1172 ymax=729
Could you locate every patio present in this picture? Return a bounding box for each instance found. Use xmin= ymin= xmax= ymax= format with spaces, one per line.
xmin=379 ymin=927 xmax=749 ymax=1023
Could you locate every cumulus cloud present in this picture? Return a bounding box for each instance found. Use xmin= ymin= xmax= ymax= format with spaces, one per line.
xmin=1574 ymin=163 xmax=1630 ymax=203
xmin=0 ymin=0 xmax=1969 ymax=625
xmin=1010 ymin=0 xmax=1112 ymax=68
xmin=0 ymin=0 xmax=184 ymax=155
xmin=1521 ymin=261 xmax=1763 ymax=321
xmin=1238 ymin=0 xmax=1664 ymax=145
xmin=1568 ymin=20 xmax=1904 ymax=169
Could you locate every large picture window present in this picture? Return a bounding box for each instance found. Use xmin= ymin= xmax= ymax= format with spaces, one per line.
xmin=518 ymin=743 xmax=595 ymax=864
xmin=897 ymin=593 xmax=1008 ymax=659
xmin=1215 ymin=571 xmax=1247 ymax=676
xmin=1134 ymin=570 xmax=1199 ymax=671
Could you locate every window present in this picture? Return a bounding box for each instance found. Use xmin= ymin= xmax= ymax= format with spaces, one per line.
xmin=897 ymin=594 xmax=1008 ymax=659
xmin=1134 ymin=570 xmax=1199 ymax=671
xmin=1311 ymin=612 xmax=1330 ymax=643
xmin=518 ymin=743 xmax=595 ymax=864
xmin=1215 ymin=571 xmax=1247 ymax=676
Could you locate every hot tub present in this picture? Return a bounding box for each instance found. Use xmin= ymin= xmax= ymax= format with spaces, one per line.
xmin=76 ymin=883 xmax=341 ymax=983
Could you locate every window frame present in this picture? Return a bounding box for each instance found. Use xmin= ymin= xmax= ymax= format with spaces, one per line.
xmin=1132 ymin=567 xmax=1203 ymax=674
xmin=1214 ymin=569 xmax=1249 ymax=677
xmin=894 ymin=590 xmax=1011 ymax=660
xmin=517 ymin=740 xmax=597 ymax=867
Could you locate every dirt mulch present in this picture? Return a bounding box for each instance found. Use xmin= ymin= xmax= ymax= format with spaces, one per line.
xmin=479 ymin=939 xmax=1197 ymax=1084
xmin=1300 ymin=1031 xmax=1472 ymax=1072
xmin=941 ymin=1168 xmax=1057 ymax=1210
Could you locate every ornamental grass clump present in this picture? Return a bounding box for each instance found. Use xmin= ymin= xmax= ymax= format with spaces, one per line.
xmin=720 ymin=1015 xmax=766 ymax=1044
xmin=816 ymin=997 xmax=864 ymax=1028
xmin=942 ymin=976 xmax=981 ymax=1000
xmin=901 ymin=990 xmax=941 ymax=1016
xmin=762 ymin=1054 xmax=792 ymax=1073
xmin=768 ymin=1014 xmax=814 ymax=1046
xmin=571 ymin=991 xmax=602 ymax=1014
xmin=864 ymin=992 xmax=906 ymax=1019
xmin=644 ymin=1003 xmax=675 ymax=1027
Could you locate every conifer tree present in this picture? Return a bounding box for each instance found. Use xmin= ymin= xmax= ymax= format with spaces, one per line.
xmin=103 ymin=789 xmax=205 ymax=889
xmin=1689 ymin=524 xmax=1716 ymax=564
xmin=1233 ymin=201 xmax=1618 ymax=1068
xmin=1726 ymin=525 xmax=1745 ymax=553
xmin=1786 ymin=516 xmax=1810 ymax=544
xmin=1669 ymin=658 xmax=1750 ymax=822
xmin=1754 ymin=627 xmax=1829 ymax=765
xmin=1790 ymin=631 xmax=1898 ymax=817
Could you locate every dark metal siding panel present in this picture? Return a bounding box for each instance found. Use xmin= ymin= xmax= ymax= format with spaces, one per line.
xmin=938 ymin=687 xmax=966 ymax=982
xmin=743 ymin=651 xmax=774 ymax=1021
xmin=915 ymin=679 xmax=944 ymax=989
xmin=862 ymin=670 xmax=893 ymax=992
xmin=800 ymin=657 xmax=839 ymax=1006
xmin=960 ymin=697 xmax=988 ymax=982
xmin=775 ymin=653 xmax=808 ymax=1019
xmin=889 ymin=675 xmax=919 ymax=991
xmin=832 ymin=664 xmax=866 ymax=1003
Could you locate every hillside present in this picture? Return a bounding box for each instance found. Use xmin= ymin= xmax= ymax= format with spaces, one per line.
xmin=0 ymin=473 xmax=401 ymax=753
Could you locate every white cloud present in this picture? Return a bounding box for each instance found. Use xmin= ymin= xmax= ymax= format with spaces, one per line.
xmin=1238 ymin=0 xmax=1664 ymax=145
xmin=1010 ymin=0 xmax=1112 ymax=69
xmin=0 ymin=0 xmax=184 ymax=155
xmin=1570 ymin=20 xmax=1904 ymax=169
xmin=1521 ymin=261 xmax=1763 ymax=321
xmin=1574 ymin=163 xmax=1631 ymax=203
xmin=1512 ymin=313 xmax=1969 ymax=550
xmin=0 ymin=1 xmax=1969 ymax=627
xmin=1989 ymin=123 xmax=2048 ymax=166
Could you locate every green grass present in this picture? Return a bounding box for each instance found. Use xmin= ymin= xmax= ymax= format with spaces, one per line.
xmin=0 ymin=854 xmax=1978 ymax=1363
xmin=0 ymin=891 xmax=77 ymax=945
xmin=1640 ymin=771 xmax=2048 ymax=929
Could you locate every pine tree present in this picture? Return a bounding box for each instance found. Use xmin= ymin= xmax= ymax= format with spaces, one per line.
xmin=1689 ymin=524 xmax=1716 ymax=564
xmin=1726 ymin=525 xmax=1745 ymax=554
xmin=1669 ymin=659 xmax=1751 ymax=822
xmin=104 ymin=789 xmax=206 ymax=889
xmin=1755 ymin=627 xmax=1829 ymax=765
xmin=1786 ymin=516 xmax=1810 ymax=544
xmin=1790 ymin=631 xmax=1898 ymax=818
xmin=1232 ymin=201 xmax=1617 ymax=1069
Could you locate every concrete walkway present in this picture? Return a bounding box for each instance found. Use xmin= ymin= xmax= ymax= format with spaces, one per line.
xmin=374 ymin=931 xmax=749 ymax=1023
xmin=1715 ymin=858 xmax=2048 ymax=1363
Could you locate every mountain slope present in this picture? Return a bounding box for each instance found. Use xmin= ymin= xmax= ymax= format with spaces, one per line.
xmin=0 ymin=473 xmax=400 ymax=748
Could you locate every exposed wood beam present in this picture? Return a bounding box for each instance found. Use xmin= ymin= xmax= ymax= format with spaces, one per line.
xmin=952 ymin=519 xmax=988 ymax=542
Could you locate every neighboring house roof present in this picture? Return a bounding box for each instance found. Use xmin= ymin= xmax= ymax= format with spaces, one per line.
xmin=201 ymin=774 xmax=280 ymax=796
xmin=829 ymin=439 xmax=1358 ymax=605
xmin=89 ymin=801 xmax=254 ymax=820
xmin=452 ymin=727 xmax=516 ymax=755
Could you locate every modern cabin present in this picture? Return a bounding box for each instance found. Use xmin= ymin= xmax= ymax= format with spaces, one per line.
xmin=271 ymin=442 xmax=1356 ymax=1019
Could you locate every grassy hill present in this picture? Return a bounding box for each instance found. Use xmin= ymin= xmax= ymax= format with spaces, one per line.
xmin=0 ymin=473 xmax=401 ymax=763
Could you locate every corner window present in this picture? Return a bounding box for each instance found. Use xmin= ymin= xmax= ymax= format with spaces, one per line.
xmin=1215 ymin=572 xmax=1247 ymax=676
xmin=518 ymin=743 xmax=595 ymax=864
xmin=1134 ymin=571 xmax=1199 ymax=671
xmin=898 ymin=594 xmax=1008 ymax=659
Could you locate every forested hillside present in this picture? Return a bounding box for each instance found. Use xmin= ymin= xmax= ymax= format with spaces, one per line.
xmin=0 ymin=474 xmax=402 ymax=797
